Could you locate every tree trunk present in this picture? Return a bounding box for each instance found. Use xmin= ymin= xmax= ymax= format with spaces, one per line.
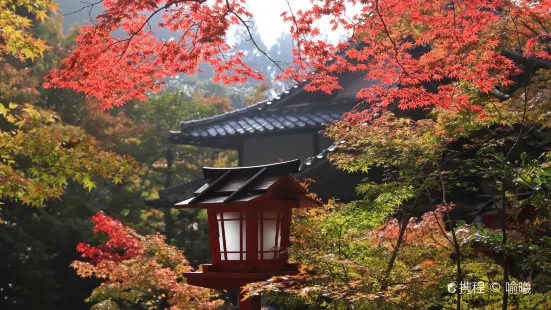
xmin=381 ymin=215 xmax=410 ymax=290
xmin=501 ymin=186 xmax=509 ymax=310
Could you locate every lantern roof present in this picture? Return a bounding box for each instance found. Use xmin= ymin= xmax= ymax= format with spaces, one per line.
xmin=175 ymin=159 xmax=318 ymax=207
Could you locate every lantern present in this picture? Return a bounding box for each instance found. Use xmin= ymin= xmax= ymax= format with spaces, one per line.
xmin=175 ymin=159 xmax=320 ymax=309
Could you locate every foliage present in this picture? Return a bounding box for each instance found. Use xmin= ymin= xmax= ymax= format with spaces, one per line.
xmin=7 ymin=0 xmax=551 ymax=309
xmin=0 ymin=0 xmax=58 ymax=61
xmin=45 ymin=0 xmax=550 ymax=116
xmin=0 ymin=10 xmax=145 ymax=308
xmin=72 ymin=212 xmax=222 ymax=310
xmin=243 ymin=83 xmax=270 ymax=106
xmin=0 ymin=62 xmax=41 ymax=104
xmin=0 ymin=5 xmax=137 ymax=209
xmin=0 ymin=8 xmax=236 ymax=310
xmin=125 ymin=91 xmax=236 ymax=192
xmin=0 ymin=103 xmax=137 ymax=206
xmin=44 ymin=0 xmax=266 ymax=109
xmin=248 ymin=71 xmax=551 ymax=309
xmin=120 ymin=91 xmax=237 ymax=267
xmin=248 ymin=204 xmax=551 ymax=309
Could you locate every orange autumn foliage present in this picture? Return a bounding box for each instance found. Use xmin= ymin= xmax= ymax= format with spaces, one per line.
xmin=44 ymin=0 xmax=550 ymax=122
xmin=72 ymin=212 xmax=222 ymax=310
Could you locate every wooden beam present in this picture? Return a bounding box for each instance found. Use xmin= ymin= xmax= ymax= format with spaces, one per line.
xmin=188 ymin=170 xmax=232 ymax=204
xmin=223 ymin=167 xmax=267 ymax=203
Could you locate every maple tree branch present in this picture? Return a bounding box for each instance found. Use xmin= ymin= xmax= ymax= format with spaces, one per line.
xmin=98 ymin=0 xmax=207 ymax=63
xmin=495 ymin=14 xmax=535 ymax=310
xmin=524 ymin=11 xmax=549 ymax=35
xmin=63 ymin=0 xmax=103 ymax=16
xmin=488 ymin=99 xmax=509 ymax=125
xmin=429 ymin=233 xmax=451 ymax=250
xmin=182 ymin=20 xmax=204 ymax=57
xmin=376 ymin=157 xmax=441 ymax=293
xmin=519 ymin=20 xmax=542 ymax=38
xmin=503 ymin=14 xmax=534 ymax=163
xmin=225 ymin=0 xmax=285 ymax=75
xmin=380 ymin=215 xmax=409 ymax=291
xmin=373 ymin=1 xmax=403 ymax=73
xmin=332 ymin=222 xmax=354 ymax=310
xmin=450 ymin=0 xmax=458 ymax=29
xmin=116 ymin=6 xmax=170 ymax=63
xmin=372 ymin=0 xmax=464 ymax=114
xmin=284 ymin=0 xmax=316 ymax=75
xmin=344 ymin=8 xmax=376 ymax=40
xmin=487 ymin=187 xmax=510 ymax=310
xmin=427 ymin=189 xmax=454 ymax=247
xmin=136 ymin=153 xmax=164 ymax=198
xmin=437 ymin=167 xmax=462 ymax=310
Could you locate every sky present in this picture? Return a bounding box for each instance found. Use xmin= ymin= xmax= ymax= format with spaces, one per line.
xmin=243 ymin=0 xmax=339 ymax=48
xmin=56 ymin=0 xmax=349 ymax=49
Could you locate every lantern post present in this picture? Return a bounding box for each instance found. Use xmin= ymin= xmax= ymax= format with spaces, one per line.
xmin=175 ymin=160 xmax=320 ymax=309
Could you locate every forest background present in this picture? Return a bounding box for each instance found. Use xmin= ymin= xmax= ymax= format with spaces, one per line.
xmin=0 ymin=2 xmax=295 ymax=308
xmin=2 ymin=1 xmax=551 ymax=310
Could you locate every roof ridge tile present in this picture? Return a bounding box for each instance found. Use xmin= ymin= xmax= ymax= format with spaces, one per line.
xmin=179 ymin=80 xmax=307 ymax=129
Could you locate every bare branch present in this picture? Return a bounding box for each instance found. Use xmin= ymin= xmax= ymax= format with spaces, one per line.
xmin=224 ymin=0 xmax=285 ymax=74
xmin=63 ymin=0 xmax=103 ymax=16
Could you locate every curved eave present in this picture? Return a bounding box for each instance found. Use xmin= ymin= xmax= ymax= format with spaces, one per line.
xmin=169 ymin=130 xmax=241 ymax=149
xmin=179 ymin=83 xmax=304 ymax=129
xmin=202 ymin=159 xmax=300 ymax=180
xmin=174 ymin=192 xmax=319 ymax=209
xmin=169 ymin=124 xmax=326 ymax=148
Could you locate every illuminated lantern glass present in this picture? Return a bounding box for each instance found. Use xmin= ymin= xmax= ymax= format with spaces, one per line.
xmin=258 ymin=211 xmax=283 ymax=260
xmin=217 ymin=212 xmax=246 ymax=260
xmin=211 ymin=208 xmax=291 ymax=268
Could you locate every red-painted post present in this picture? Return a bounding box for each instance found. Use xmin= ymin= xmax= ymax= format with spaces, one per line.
xmin=239 ymin=290 xmax=261 ymax=310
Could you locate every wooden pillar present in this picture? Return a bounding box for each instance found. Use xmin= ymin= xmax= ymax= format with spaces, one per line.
xmin=239 ymin=289 xmax=261 ymax=310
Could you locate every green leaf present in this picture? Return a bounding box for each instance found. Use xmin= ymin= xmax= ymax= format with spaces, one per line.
xmin=520 ymin=152 xmax=527 ymax=165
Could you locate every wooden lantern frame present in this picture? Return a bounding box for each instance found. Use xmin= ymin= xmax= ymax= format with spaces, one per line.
xmin=174 ymin=160 xmax=320 ymax=308
xmin=208 ymin=204 xmax=293 ymax=270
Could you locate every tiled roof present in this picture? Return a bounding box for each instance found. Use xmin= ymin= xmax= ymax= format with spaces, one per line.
xmin=295 ymin=141 xmax=366 ymax=202
xmin=298 ymin=140 xmax=345 ymax=171
xmin=169 ymin=42 xmax=375 ymax=145
xmin=183 ymin=102 xmax=346 ymax=136
xmin=169 ymin=81 xmax=357 ymax=145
